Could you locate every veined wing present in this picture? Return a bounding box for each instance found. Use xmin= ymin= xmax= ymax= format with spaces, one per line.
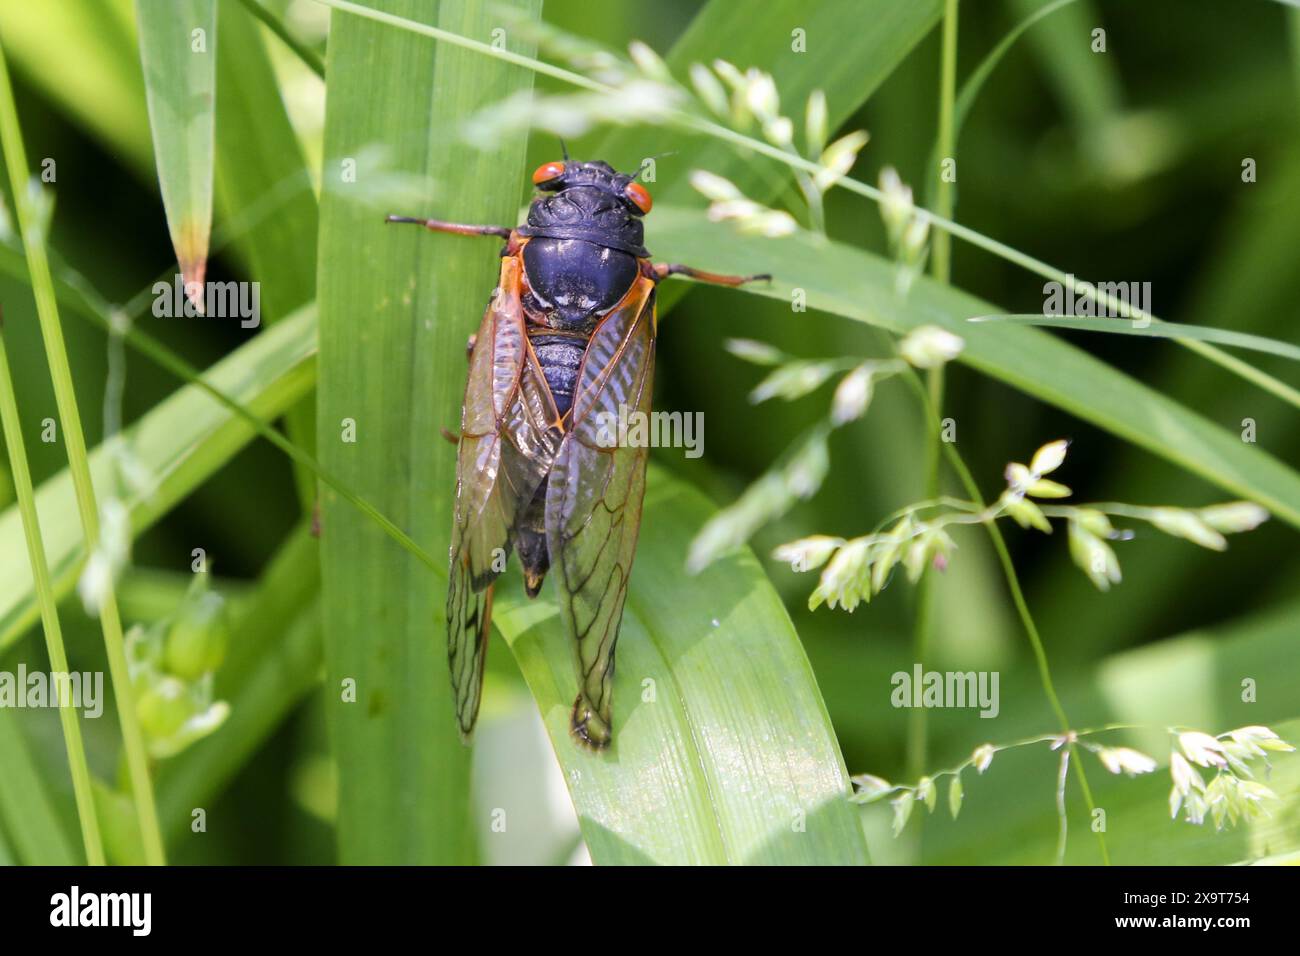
xmin=448 ymin=252 xmax=563 ymax=739
xmin=545 ymin=275 xmax=657 ymax=749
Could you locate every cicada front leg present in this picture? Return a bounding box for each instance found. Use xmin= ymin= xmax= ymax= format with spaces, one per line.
xmin=649 ymin=262 xmax=771 ymax=287
xmin=385 ymin=214 xmax=512 ymax=239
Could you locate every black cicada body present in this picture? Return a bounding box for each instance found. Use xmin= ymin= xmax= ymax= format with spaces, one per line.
xmin=389 ymin=158 xmax=765 ymax=750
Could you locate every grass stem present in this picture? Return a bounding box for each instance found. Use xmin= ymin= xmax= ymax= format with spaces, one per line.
xmin=901 ymin=369 xmax=1111 ymax=864
xmin=907 ymin=1 xmax=959 ymax=782
xmin=235 ymin=0 xmax=326 ymax=78
xmin=58 ymin=273 xmax=440 ymax=573
xmin=931 ymin=0 xmax=959 ymax=284
xmin=0 ymin=324 xmax=105 ymax=865
xmin=0 ymin=40 xmax=166 ymax=865
xmin=907 ymin=367 xmax=946 ymax=781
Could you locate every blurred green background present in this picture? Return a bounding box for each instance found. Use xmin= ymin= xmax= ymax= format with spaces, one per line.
xmin=0 ymin=0 xmax=1297 ymax=865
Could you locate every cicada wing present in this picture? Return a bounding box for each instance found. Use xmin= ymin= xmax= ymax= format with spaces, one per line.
xmin=545 ymin=276 xmax=657 ymax=749
xmin=448 ymin=253 xmax=563 ymax=740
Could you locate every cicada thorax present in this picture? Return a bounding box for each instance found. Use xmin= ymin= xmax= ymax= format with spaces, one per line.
xmin=520 ymin=236 xmax=642 ymax=416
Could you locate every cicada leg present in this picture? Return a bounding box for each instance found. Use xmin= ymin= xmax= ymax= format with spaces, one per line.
xmin=385 ymin=215 xmax=511 ymax=239
xmin=650 ymin=262 xmax=771 ymax=287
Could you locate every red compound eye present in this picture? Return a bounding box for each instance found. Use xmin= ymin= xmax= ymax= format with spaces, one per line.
xmin=625 ymin=180 xmax=652 ymax=214
xmin=532 ymin=161 xmax=565 ymax=185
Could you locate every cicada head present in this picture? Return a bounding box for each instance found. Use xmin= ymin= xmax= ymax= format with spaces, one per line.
xmin=521 ymin=159 xmax=652 ymax=257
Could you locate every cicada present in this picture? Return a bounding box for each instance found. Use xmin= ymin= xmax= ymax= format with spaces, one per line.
xmin=389 ymin=157 xmax=766 ymax=750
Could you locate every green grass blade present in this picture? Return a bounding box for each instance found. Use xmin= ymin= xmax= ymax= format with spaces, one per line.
xmin=491 ymin=466 xmax=870 ymax=865
xmin=315 ymin=0 xmax=541 ymax=865
xmin=0 ymin=818 xmax=13 ymax=865
xmin=646 ymin=206 xmax=1300 ymax=528
xmin=0 ymin=304 xmax=317 ymax=651
xmin=0 ymin=329 xmax=104 ymax=864
xmin=0 ymin=33 xmax=165 ymax=864
xmin=0 ymin=709 xmax=77 ymax=864
xmin=969 ymin=313 xmax=1300 ymax=362
xmin=214 ymin=0 xmax=317 ymax=326
xmin=135 ymin=0 xmax=217 ymax=297
xmin=233 ymin=0 xmax=325 ymax=78
xmin=215 ymin=0 xmax=320 ymax=504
